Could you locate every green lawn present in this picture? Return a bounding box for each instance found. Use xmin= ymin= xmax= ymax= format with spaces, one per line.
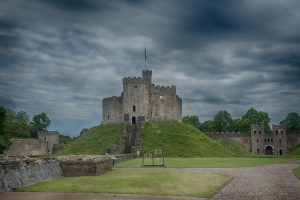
xmin=116 ymin=157 xmax=297 ymax=168
xmin=56 ymin=123 xmax=123 ymax=155
xmin=16 ymin=170 xmax=231 ymax=198
xmin=293 ymin=166 xmax=300 ymax=180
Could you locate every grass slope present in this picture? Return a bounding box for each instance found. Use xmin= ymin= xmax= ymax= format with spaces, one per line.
xmin=293 ymin=166 xmax=300 ymax=180
xmin=288 ymin=144 xmax=300 ymax=155
xmin=143 ymin=122 xmax=234 ymax=157
xmin=218 ymin=138 xmax=251 ymax=156
xmin=57 ymin=123 xmax=123 ymax=155
xmin=17 ymin=170 xmax=231 ymax=198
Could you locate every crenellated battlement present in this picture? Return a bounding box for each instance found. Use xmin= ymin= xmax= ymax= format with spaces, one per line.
xmin=122 ymin=77 xmax=144 ymax=84
xmin=151 ymin=84 xmax=176 ymax=94
xmin=206 ymin=132 xmax=250 ymax=138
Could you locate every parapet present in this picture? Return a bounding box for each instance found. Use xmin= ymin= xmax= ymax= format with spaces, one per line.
xmin=103 ymin=96 xmax=122 ymax=103
xmin=206 ymin=132 xmax=250 ymax=138
xmin=142 ymin=69 xmax=152 ymax=77
xmin=122 ymin=77 xmax=144 ymax=84
xmin=151 ymin=84 xmax=176 ymax=94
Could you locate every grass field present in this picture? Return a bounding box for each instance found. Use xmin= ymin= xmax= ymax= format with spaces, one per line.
xmin=143 ymin=122 xmax=234 ymax=157
xmin=116 ymin=157 xmax=297 ymax=168
xmin=56 ymin=123 xmax=123 ymax=155
xmin=289 ymin=144 xmax=300 ymax=155
xmin=16 ymin=170 xmax=231 ymax=198
xmin=293 ymin=166 xmax=300 ymax=180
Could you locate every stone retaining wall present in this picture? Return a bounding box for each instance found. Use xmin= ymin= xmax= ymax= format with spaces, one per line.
xmin=57 ymin=155 xmax=113 ymax=177
xmin=0 ymin=155 xmax=62 ymax=192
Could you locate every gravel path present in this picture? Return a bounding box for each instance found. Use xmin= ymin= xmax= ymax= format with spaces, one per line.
xmin=1 ymin=160 xmax=300 ymax=200
xmin=118 ymin=160 xmax=300 ymax=200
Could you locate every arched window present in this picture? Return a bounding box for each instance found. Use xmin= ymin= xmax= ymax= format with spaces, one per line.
xmin=133 ymin=105 xmax=136 ymax=112
xmin=257 ymin=139 xmax=259 ymax=143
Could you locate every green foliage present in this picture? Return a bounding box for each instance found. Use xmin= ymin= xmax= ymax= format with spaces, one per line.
xmin=17 ymin=170 xmax=231 ymax=198
xmin=281 ymin=112 xmax=300 ymax=132
xmin=4 ymin=109 xmax=31 ymax=138
xmin=231 ymin=118 xmax=249 ymax=132
xmin=56 ymin=123 xmax=123 ymax=155
xmin=217 ymin=139 xmax=251 ymax=156
xmin=59 ymin=134 xmax=73 ymax=144
xmin=242 ymin=107 xmax=271 ymax=132
xmin=213 ymin=110 xmax=233 ymax=132
xmin=79 ymin=128 xmax=88 ymax=136
xmin=30 ymin=113 xmax=51 ymax=138
xmin=199 ymin=120 xmax=215 ymax=132
xmin=182 ymin=115 xmax=201 ymax=128
xmin=0 ymin=107 xmax=11 ymax=153
xmin=143 ymin=121 xmax=234 ymax=157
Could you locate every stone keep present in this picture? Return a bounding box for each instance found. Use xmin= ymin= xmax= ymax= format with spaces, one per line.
xmin=102 ymin=70 xmax=182 ymax=124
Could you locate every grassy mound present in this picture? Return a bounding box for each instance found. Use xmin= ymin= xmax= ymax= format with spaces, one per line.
xmin=217 ymin=138 xmax=251 ymax=156
xmin=142 ymin=122 xmax=234 ymax=157
xmin=288 ymin=144 xmax=300 ymax=155
xmin=56 ymin=123 xmax=123 ymax=155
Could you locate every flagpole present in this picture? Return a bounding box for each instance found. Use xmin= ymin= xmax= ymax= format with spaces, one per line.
xmin=145 ymin=44 xmax=146 ymax=69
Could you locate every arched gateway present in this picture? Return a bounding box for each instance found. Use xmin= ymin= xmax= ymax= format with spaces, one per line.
xmin=265 ymin=146 xmax=273 ymax=155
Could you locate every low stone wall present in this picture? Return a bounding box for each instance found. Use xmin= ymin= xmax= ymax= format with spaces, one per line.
xmin=0 ymin=155 xmax=62 ymax=192
xmin=58 ymin=155 xmax=112 ymax=177
xmin=4 ymin=139 xmax=48 ymax=156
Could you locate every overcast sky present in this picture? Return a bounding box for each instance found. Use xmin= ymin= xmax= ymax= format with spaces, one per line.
xmin=0 ymin=0 xmax=300 ymax=136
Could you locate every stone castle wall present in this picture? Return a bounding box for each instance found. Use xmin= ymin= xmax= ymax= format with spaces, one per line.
xmin=38 ymin=131 xmax=60 ymax=154
xmin=208 ymin=125 xmax=300 ymax=155
xmin=207 ymin=132 xmax=251 ymax=150
xmin=3 ymin=139 xmax=48 ymax=156
xmin=0 ymin=156 xmax=62 ymax=192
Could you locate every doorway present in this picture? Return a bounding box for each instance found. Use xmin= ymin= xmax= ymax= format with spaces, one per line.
xmin=265 ymin=146 xmax=273 ymax=155
xmin=132 ymin=116 xmax=136 ymax=125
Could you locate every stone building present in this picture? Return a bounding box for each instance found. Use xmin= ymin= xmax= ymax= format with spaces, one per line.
xmin=102 ymin=70 xmax=182 ymax=124
xmin=207 ymin=124 xmax=300 ymax=155
xmin=38 ymin=131 xmax=60 ymax=154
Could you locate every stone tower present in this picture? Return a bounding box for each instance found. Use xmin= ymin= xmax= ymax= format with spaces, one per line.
xmin=102 ymin=70 xmax=182 ymax=124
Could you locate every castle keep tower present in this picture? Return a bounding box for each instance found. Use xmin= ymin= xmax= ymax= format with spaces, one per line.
xmin=102 ymin=70 xmax=182 ymax=124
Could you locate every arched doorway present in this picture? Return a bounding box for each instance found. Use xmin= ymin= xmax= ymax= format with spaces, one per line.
xmin=132 ymin=116 xmax=136 ymax=125
xmin=265 ymin=146 xmax=273 ymax=155
xmin=279 ymin=149 xmax=283 ymax=155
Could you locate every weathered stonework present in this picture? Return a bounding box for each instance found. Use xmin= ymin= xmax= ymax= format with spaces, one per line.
xmin=102 ymin=70 xmax=182 ymax=124
xmin=0 ymin=155 xmax=62 ymax=192
xmin=207 ymin=124 xmax=300 ymax=155
xmin=57 ymin=155 xmax=112 ymax=176
xmin=4 ymin=131 xmax=60 ymax=156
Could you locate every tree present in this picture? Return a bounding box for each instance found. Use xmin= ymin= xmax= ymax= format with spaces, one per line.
xmin=231 ymin=118 xmax=249 ymax=132
xmin=242 ymin=107 xmax=271 ymax=132
xmin=79 ymin=128 xmax=89 ymax=136
xmin=182 ymin=115 xmax=201 ymax=128
xmin=3 ymin=109 xmax=31 ymax=138
xmin=281 ymin=112 xmax=300 ymax=132
xmin=199 ymin=120 xmax=215 ymax=132
xmin=0 ymin=106 xmax=11 ymax=153
xmin=213 ymin=110 xmax=233 ymax=132
xmin=30 ymin=113 xmax=51 ymax=138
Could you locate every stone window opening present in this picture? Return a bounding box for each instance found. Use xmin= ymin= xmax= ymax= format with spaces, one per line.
xmin=107 ymin=115 xmax=109 ymax=120
xmin=257 ymin=139 xmax=259 ymax=143
xmin=271 ymin=139 xmax=273 ymax=143
xmin=160 ymin=95 xmax=164 ymax=100
xmin=281 ymin=130 xmax=283 ymax=134
xmin=133 ymin=105 xmax=136 ymax=112
xmin=44 ymin=137 xmax=46 ymax=141
xmin=276 ymin=130 xmax=278 ymax=134
xmin=257 ymin=149 xmax=259 ymax=154
xmin=279 ymin=139 xmax=282 ymax=143
xmin=264 ymin=139 xmax=267 ymax=142
xmin=254 ymin=130 xmax=256 ymax=134
xmin=268 ymin=139 xmax=270 ymax=142
xmin=259 ymin=131 xmax=261 ymax=134
xmin=134 ymin=85 xmax=137 ymax=88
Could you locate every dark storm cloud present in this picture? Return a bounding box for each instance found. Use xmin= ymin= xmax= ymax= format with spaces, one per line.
xmin=0 ymin=0 xmax=299 ymax=135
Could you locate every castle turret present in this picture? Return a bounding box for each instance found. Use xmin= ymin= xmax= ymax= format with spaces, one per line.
xmin=142 ymin=70 xmax=152 ymax=84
